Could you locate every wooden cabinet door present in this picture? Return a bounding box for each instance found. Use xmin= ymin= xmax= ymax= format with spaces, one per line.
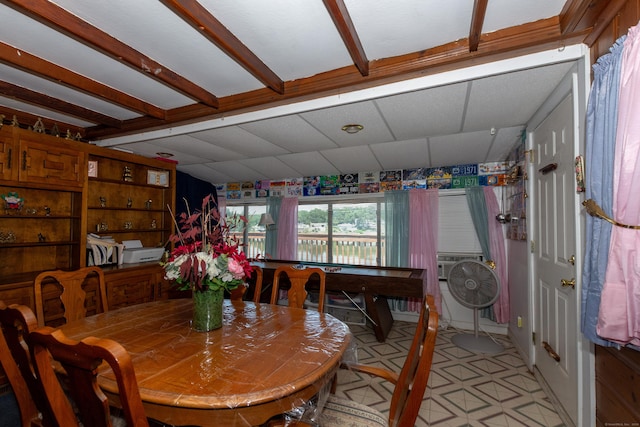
xmin=18 ymin=138 xmax=84 ymax=187
xmin=0 ymin=132 xmax=16 ymax=181
xmin=0 ymin=281 xmax=33 ymax=307
xmin=106 ymin=271 xmax=154 ymax=309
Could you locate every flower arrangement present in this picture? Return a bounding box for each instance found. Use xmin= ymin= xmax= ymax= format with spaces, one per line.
xmin=162 ymin=194 xmax=253 ymax=293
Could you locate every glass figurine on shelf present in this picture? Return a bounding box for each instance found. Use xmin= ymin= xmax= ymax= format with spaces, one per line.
xmin=122 ymin=166 xmax=133 ymax=182
xmin=99 ymin=196 xmax=106 ymax=208
xmin=150 ymin=219 xmax=157 ymax=229
xmin=127 ymin=197 xmax=133 ymax=208
xmin=145 ymin=199 xmax=152 ymax=210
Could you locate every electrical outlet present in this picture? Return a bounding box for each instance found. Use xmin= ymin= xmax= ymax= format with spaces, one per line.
xmin=517 ymin=316 xmax=523 ymax=328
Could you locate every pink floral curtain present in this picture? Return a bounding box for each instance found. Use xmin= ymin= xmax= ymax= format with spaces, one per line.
xmin=276 ymin=197 xmax=298 ymax=260
xmin=408 ymin=189 xmax=441 ymax=313
xmin=598 ymin=23 xmax=640 ymax=346
xmin=484 ymin=187 xmax=509 ymax=323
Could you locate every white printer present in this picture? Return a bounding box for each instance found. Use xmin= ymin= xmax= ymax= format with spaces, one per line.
xmin=122 ymin=240 xmax=165 ymax=264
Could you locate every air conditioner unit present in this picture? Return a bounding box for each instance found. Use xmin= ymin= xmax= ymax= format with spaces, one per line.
xmin=437 ymin=252 xmax=483 ymax=280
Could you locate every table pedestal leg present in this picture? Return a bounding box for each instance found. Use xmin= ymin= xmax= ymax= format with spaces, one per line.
xmin=364 ymin=294 xmax=394 ymax=342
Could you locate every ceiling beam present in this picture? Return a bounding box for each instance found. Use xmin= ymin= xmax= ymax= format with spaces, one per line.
xmin=4 ymin=0 xmax=220 ymax=108
xmin=0 ymin=80 xmax=123 ymax=128
xmin=582 ymin=0 xmax=629 ymax=47
xmin=469 ymin=0 xmax=489 ymax=52
xmin=322 ymin=0 xmax=369 ymax=76
xmin=161 ymin=0 xmax=285 ymax=95
xmin=0 ymin=41 xmax=167 ymax=120
xmin=85 ymin=18 xmax=581 ymax=140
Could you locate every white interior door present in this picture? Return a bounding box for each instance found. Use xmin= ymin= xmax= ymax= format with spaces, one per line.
xmin=532 ymin=93 xmax=579 ymax=424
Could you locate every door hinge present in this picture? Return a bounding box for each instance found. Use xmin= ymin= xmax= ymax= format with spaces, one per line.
xmin=525 ymin=149 xmax=535 ymax=163
xmin=532 ymin=332 xmax=536 ymax=345
xmin=530 ymin=240 xmax=535 ymax=253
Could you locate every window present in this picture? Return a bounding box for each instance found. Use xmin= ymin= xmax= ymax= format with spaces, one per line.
xmin=224 ymin=205 xmax=267 ymax=259
xmin=225 ymin=189 xmax=481 ymax=265
xmin=297 ymin=201 xmax=380 ymax=266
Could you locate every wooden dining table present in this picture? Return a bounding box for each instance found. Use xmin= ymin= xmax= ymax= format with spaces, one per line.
xmin=60 ymin=298 xmax=353 ymax=426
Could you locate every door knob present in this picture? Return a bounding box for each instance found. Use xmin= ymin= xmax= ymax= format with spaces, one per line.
xmin=561 ymin=278 xmax=575 ymax=289
xmin=568 ymin=255 xmax=575 ymax=266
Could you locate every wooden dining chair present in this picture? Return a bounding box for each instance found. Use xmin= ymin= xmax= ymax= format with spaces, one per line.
xmin=270 ymin=266 xmax=326 ymax=312
xmin=34 ymin=266 xmax=109 ymax=327
xmin=229 ymin=265 xmax=263 ymax=303
xmin=28 ymin=326 xmax=150 ymax=427
xmin=0 ymin=301 xmax=55 ymax=427
xmin=323 ymin=295 xmax=438 ymax=426
xmin=267 ymin=295 xmax=438 ymax=427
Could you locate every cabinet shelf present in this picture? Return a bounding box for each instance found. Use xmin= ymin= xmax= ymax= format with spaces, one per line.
xmin=0 ymin=240 xmax=79 ymax=248
xmin=87 ymin=207 xmax=165 ymax=213
xmin=93 ymin=228 xmax=169 ymax=234
xmin=0 ymin=214 xmax=80 ymax=219
xmin=89 ymin=177 xmax=168 ymax=189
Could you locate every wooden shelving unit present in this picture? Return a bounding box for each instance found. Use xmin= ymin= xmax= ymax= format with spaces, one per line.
xmin=0 ymin=125 xmax=177 ymax=321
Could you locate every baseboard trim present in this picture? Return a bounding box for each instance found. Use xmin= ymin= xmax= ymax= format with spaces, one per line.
xmin=533 ymin=366 xmax=575 ymax=427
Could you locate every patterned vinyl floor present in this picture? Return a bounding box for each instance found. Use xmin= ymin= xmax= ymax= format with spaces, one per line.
xmin=332 ymin=321 xmax=566 ymax=427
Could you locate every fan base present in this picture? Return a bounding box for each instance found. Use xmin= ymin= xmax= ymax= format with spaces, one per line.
xmin=452 ymin=333 xmax=504 ymax=354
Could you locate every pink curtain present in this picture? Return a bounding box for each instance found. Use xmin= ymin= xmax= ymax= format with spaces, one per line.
xmin=217 ymin=197 xmax=226 ymax=220
xmin=408 ymin=189 xmax=441 ymax=313
xmin=276 ymin=197 xmax=298 ymax=260
xmin=483 ymin=187 xmax=509 ymax=323
xmin=598 ymin=24 xmax=640 ymax=346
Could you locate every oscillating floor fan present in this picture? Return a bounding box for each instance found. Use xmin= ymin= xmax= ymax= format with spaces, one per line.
xmin=447 ymin=259 xmax=503 ymax=354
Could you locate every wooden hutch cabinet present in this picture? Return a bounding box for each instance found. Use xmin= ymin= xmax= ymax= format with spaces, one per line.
xmin=0 ymin=125 xmax=176 ymax=325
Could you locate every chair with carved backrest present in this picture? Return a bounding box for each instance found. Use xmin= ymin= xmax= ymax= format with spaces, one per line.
xmin=0 ymin=301 xmax=55 ymax=427
xmin=323 ymin=294 xmax=438 ymax=426
xmin=229 ymin=265 xmax=263 ymax=303
xmin=33 ymin=266 xmax=109 ymax=327
xmin=266 ymin=295 xmax=439 ymax=427
xmin=28 ymin=326 xmax=150 ymax=427
xmin=270 ymin=266 xmax=326 ymax=312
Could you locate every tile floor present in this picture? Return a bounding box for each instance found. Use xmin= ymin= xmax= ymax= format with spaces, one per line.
xmin=332 ymin=321 xmax=566 ymax=427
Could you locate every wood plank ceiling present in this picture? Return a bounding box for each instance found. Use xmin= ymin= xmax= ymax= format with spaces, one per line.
xmin=0 ymin=0 xmax=623 ymax=183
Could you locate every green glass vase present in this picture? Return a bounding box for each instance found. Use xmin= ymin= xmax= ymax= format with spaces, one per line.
xmin=192 ymin=288 xmax=224 ymax=331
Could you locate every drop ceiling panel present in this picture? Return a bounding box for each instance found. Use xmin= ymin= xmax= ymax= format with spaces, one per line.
xmin=321 ymin=146 xmax=381 ymax=174
xmin=237 ymin=156 xmax=302 ymax=180
xmin=190 ymin=127 xmax=289 ymax=157
xmin=430 ymin=130 xmax=494 ymax=166
xmin=375 ymin=82 xmax=469 ymax=140
xmin=300 ymin=101 xmax=393 ymax=147
xmin=487 ymin=126 xmax=525 ymax=160
xmin=370 ymin=138 xmax=430 ymax=170
xmin=114 ymin=141 xmax=202 ymax=166
xmin=149 ymin=135 xmax=245 ymax=162
xmin=463 ymin=62 xmax=574 ymax=131
xmin=206 ymin=161 xmax=265 ymax=182
xmin=180 ymin=163 xmax=235 ymax=184
xmin=277 ymin=152 xmax=340 ymax=178
xmin=239 ymin=116 xmax=338 ymax=152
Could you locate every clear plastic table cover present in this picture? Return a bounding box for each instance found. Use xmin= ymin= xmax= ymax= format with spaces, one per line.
xmin=60 ymin=298 xmax=357 ymax=426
